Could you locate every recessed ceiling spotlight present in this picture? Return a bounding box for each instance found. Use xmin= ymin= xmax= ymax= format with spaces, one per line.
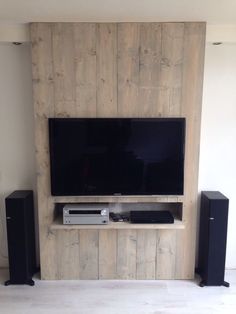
xmin=212 ymin=42 xmax=223 ymax=45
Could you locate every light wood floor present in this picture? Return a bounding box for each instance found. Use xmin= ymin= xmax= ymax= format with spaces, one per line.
xmin=0 ymin=269 xmax=235 ymax=314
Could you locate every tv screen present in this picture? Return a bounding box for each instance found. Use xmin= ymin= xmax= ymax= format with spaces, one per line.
xmin=49 ymin=118 xmax=185 ymax=196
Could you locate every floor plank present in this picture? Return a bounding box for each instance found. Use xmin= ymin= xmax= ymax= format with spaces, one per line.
xmin=0 ymin=269 xmax=235 ymax=314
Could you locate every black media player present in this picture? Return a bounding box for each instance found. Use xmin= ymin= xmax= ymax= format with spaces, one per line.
xmin=130 ymin=210 xmax=174 ymax=224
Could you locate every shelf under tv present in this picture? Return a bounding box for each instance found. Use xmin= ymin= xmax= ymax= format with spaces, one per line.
xmin=52 ymin=195 xmax=184 ymax=204
xmin=50 ymin=217 xmax=185 ymax=230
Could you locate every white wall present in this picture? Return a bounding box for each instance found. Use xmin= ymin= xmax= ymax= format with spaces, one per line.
xmin=199 ymin=43 xmax=236 ymax=269
xmin=0 ymin=43 xmax=36 ymax=267
xmin=0 ymin=23 xmax=30 ymax=42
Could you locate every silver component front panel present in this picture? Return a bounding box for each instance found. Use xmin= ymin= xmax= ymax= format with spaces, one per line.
xmin=63 ymin=204 xmax=109 ymax=225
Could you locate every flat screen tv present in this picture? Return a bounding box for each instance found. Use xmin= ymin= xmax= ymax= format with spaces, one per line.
xmin=49 ymin=118 xmax=185 ymax=196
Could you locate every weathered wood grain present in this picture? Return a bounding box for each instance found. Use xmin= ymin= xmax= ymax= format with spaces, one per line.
xmin=99 ymin=230 xmax=117 ymax=279
xmin=50 ymin=218 xmax=185 ymax=230
xmin=52 ymin=23 xmax=76 ymax=116
xmin=156 ymin=230 xmax=177 ymax=279
xmin=52 ymin=195 xmax=184 ymax=204
xmin=55 ymin=230 xmax=80 ymax=279
xmin=117 ymin=23 xmax=140 ymax=117
xmin=139 ymin=23 xmax=161 ymax=116
xmin=96 ymin=23 xmax=117 ymax=117
xmin=117 ymin=230 xmax=137 ymax=279
xmin=30 ymin=22 xmax=206 ymax=280
xmin=136 ymin=230 xmax=157 ymax=279
xmin=30 ymin=23 xmax=56 ymax=279
xmin=180 ymin=22 xmax=206 ymax=279
xmin=79 ymin=230 xmax=99 ymax=279
xmin=159 ymin=23 xmax=185 ymax=116
xmin=74 ymin=23 xmax=97 ymax=117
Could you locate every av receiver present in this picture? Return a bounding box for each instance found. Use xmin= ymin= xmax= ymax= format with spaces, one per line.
xmin=63 ymin=204 xmax=109 ymax=225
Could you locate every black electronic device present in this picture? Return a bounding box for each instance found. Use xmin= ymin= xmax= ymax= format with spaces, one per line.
xmin=49 ymin=118 xmax=185 ymax=196
xmin=5 ymin=190 xmax=37 ymax=286
xmin=130 ymin=210 xmax=174 ymax=224
xmin=197 ymin=191 xmax=229 ymax=287
xmin=110 ymin=212 xmax=129 ymax=222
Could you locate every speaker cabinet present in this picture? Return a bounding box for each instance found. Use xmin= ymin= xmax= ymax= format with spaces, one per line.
xmin=198 ymin=191 xmax=229 ymax=287
xmin=5 ymin=190 xmax=36 ymax=286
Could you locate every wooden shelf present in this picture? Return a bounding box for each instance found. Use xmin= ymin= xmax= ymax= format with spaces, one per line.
xmin=52 ymin=195 xmax=184 ymax=204
xmin=50 ymin=217 xmax=185 ymax=230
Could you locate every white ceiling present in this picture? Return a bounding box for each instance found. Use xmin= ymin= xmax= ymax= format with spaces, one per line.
xmin=0 ymin=0 xmax=235 ymax=24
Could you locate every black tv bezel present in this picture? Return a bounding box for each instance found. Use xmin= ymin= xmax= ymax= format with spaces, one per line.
xmin=48 ymin=117 xmax=186 ymax=196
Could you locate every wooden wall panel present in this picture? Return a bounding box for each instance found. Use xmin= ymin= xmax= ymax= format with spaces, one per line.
xmin=117 ymin=230 xmax=137 ymax=279
xmin=52 ymin=23 xmax=76 ymax=117
xmin=79 ymin=230 xmax=99 ymax=279
xmin=31 ymin=23 xmax=56 ymax=280
xmin=74 ymin=23 xmax=97 ymax=117
xmin=180 ymin=22 xmax=206 ymax=278
xmin=139 ymin=23 xmax=161 ymax=117
xmin=97 ymin=23 xmax=118 ymax=117
xmin=99 ymin=230 xmax=117 ymax=279
xmin=117 ymin=23 xmax=140 ymax=117
xmin=30 ymin=22 xmax=206 ymax=280
xmin=160 ymin=23 xmax=184 ymax=116
xmin=156 ymin=230 xmax=177 ymax=279
xmin=136 ymin=230 xmax=157 ymax=279
xmin=55 ymin=230 xmax=80 ymax=279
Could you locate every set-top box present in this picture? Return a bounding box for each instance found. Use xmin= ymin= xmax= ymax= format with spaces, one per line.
xmin=63 ymin=204 xmax=109 ymax=225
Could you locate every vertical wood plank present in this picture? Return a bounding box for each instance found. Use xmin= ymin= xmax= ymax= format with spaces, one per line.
xmin=52 ymin=23 xmax=76 ymax=117
xmin=159 ymin=23 xmax=185 ymax=116
xmin=96 ymin=23 xmax=117 ymax=117
xmin=74 ymin=23 xmax=97 ymax=117
xmin=139 ymin=23 xmax=161 ymax=116
xmin=79 ymin=230 xmax=99 ymax=279
xmin=55 ymin=230 xmax=80 ymax=279
xmin=117 ymin=230 xmax=137 ymax=279
xmin=99 ymin=230 xmax=117 ymax=279
xmin=31 ymin=23 xmax=55 ymax=118
xmin=40 ymin=227 xmax=57 ymax=280
xmin=30 ymin=23 xmax=56 ymax=279
xmin=156 ymin=230 xmax=177 ymax=279
xmin=178 ymin=22 xmax=206 ymax=279
xmin=136 ymin=230 xmax=156 ymax=279
xmin=118 ymin=23 xmax=140 ymax=117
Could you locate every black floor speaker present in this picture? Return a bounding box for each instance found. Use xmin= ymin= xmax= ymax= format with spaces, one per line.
xmin=5 ymin=190 xmax=37 ymax=286
xmin=197 ymin=191 xmax=229 ymax=287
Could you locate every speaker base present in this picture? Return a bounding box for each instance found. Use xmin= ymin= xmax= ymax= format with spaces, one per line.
xmin=223 ymin=281 xmax=230 ymax=288
xmin=199 ymin=280 xmax=230 ymax=288
xmin=4 ymin=279 xmax=35 ymax=286
xmin=4 ymin=280 xmax=11 ymax=286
